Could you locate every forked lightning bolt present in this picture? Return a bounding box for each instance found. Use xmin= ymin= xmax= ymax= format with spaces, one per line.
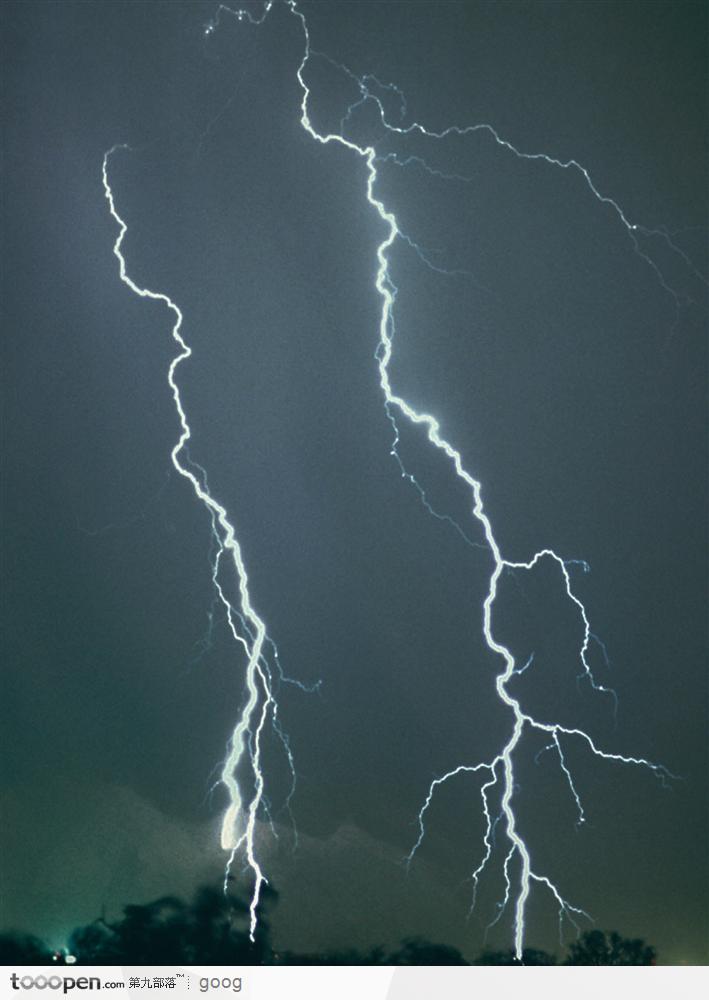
xmin=105 ymin=0 xmax=693 ymax=960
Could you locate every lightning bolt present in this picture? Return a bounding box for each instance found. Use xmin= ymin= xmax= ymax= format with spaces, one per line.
xmin=102 ymin=146 xmax=286 ymax=940
xmin=105 ymin=0 xmax=695 ymax=958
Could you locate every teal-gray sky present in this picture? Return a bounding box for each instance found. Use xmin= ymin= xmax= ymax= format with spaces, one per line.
xmin=2 ymin=0 xmax=707 ymax=964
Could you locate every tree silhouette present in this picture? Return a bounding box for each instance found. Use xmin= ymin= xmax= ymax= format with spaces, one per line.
xmin=68 ymin=884 xmax=278 ymax=965
xmin=0 ymin=888 xmax=658 ymax=966
xmin=278 ymin=945 xmax=388 ymax=965
xmin=386 ymin=937 xmax=468 ymax=965
xmin=564 ymin=930 xmax=657 ymax=965
xmin=0 ymin=932 xmax=55 ymax=965
xmin=473 ymin=947 xmax=557 ymax=965
xmin=278 ymin=938 xmax=467 ymax=966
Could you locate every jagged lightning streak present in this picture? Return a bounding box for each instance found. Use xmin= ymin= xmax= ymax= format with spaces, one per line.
xmin=102 ymin=145 xmax=282 ymax=940
xmin=186 ymin=452 xmax=308 ymax=843
xmin=293 ymin=4 xmax=677 ymax=957
xmin=158 ymin=0 xmax=691 ymax=954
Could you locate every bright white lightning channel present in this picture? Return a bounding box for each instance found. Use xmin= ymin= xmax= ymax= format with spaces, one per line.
xmin=102 ymin=147 xmax=282 ymax=941
xmin=110 ymin=0 xmax=690 ymax=958
xmin=208 ymin=0 xmax=683 ymax=959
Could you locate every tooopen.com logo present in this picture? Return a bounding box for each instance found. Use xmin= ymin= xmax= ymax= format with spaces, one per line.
xmin=10 ymin=975 xmax=105 ymax=994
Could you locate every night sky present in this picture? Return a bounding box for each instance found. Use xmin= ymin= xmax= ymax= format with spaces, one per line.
xmin=2 ymin=0 xmax=707 ymax=966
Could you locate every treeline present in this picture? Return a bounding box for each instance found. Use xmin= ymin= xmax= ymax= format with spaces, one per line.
xmin=0 ymin=884 xmax=657 ymax=966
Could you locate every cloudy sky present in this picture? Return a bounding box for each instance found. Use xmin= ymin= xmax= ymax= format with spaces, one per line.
xmin=2 ymin=0 xmax=707 ymax=964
